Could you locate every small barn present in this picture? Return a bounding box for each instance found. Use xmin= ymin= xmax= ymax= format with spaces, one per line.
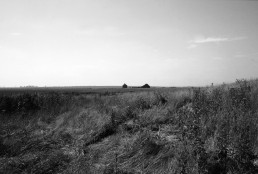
xmin=141 ymin=84 xmax=150 ymax=88
xmin=122 ymin=83 xmax=128 ymax=88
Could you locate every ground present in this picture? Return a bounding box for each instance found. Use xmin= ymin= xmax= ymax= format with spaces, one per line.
xmin=0 ymin=80 xmax=258 ymax=174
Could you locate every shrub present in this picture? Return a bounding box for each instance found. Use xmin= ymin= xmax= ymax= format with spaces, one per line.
xmin=179 ymin=79 xmax=258 ymax=174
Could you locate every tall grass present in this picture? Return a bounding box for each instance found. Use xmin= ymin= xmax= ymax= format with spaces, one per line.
xmin=0 ymin=81 xmax=258 ymax=173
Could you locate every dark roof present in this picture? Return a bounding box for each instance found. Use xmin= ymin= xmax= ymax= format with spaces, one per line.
xmin=141 ymin=84 xmax=150 ymax=88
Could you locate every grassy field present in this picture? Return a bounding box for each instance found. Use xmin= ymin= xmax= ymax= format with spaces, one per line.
xmin=0 ymin=86 xmax=159 ymax=95
xmin=1 ymin=80 xmax=258 ymax=174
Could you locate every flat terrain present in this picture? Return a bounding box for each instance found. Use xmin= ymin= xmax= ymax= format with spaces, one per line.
xmin=0 ymin=80 xmax=258 ymax=174
xmin=0 ymin=86 xmax=173 ymax=95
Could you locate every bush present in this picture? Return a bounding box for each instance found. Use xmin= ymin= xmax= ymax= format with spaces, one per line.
xmin=176 ymin=79 xmax=258 ymax=174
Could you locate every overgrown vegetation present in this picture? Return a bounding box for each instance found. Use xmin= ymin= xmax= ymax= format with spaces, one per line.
xmin=0 ymin=80 xmax=258 ymax=173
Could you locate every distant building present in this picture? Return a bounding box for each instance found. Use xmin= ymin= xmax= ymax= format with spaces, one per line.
xmin=141 ymin=84 xmax=150 ymax=88
xmin=122 ymin=83 xmax=128 ymax=88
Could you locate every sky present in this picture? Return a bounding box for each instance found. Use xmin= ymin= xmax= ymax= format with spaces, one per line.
xmin=0 ymin=0 xmax=258 ymax=87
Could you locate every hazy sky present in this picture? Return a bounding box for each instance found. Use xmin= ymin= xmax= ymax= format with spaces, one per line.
xmin=1 ymin=0 xmax=258 ymax=87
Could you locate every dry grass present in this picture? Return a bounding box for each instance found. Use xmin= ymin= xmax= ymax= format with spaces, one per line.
xmin=1 ymin=81 xmax=258 ymax=173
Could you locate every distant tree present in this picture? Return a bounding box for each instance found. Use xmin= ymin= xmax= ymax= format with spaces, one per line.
xmin=122 ymin=83 xmax=128 ymax=88
xmin=141 ymin=84 xmax=150 ymax=88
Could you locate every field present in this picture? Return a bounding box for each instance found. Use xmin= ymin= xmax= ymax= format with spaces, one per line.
xmin=1 ymin=80 xmax=258 ymax=174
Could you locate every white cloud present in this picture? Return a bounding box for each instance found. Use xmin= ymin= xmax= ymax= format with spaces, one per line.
xmin=188 ymin=36 xmax=247 ymax=49
xmin=192 ymin=37 xmax=229 ymax=43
